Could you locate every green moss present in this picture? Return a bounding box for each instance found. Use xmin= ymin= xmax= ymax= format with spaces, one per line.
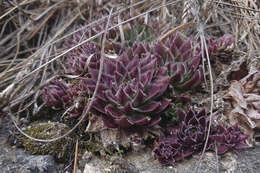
xmin=22 ymin=122 xmax=73 ymax=162
xmin=79 ymin=133 xmax=129 ymax=157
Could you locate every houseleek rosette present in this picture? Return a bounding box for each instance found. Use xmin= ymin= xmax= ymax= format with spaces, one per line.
xmin=211 ymin=125 xmax=248 ymax=155
xmin=154 ymin=108 xmax=213 ymax=165
xmin=154 ymin=33 xmax=203 ymax=90
xmin=82 ymin=42 xmax=171 ymax=128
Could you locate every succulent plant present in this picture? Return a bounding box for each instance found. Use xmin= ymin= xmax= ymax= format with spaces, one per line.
xmin=123 ymin=17 xmax=158 ymax=46
xmin=42 ymin=78 xmax=86 ymax=117
xmin=82 ymin=42 xmax=171 ymax=128
xmin=66 ymin=84 xmax=87 ymax=117
xmin=64 ymin=14 xmax=161 ymax=76
xmin=42 ymin=78 xmax=70 ymax=109
xmin=207 ymin=34 xmax=235 ymax=55
xmin=65 ymin=41 xmax=102 ymax=75
xmin=211 ymin=125 xmax=248 ymax=155
xmin=176 ymin=108 xmax=214 ymax=154
xmin=63 ymin=15 xmax=120 ymax=75
xmin=154 ymin=137 xmax=182 ymax=165
xmin=154 ymin=33 xmax=235 ymax=90
xmin=154 ymin=33 xmax=203 ymax=90
xmin=154 ymin=108 xmax=213 ymax=165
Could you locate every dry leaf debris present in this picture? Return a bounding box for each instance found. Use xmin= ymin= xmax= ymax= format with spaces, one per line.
xmin=226 ymin=69 xmax=260 ymax=145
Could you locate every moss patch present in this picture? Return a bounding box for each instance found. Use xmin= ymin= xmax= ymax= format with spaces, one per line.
xmin=22 ymin=122 xmax=73 ymax=162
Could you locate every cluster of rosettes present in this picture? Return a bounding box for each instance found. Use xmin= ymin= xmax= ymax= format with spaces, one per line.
xmin=42 ymin=16 xmax=246 ymax=165
xmin=43 ymin=78 xmax=70 ymax=109
xmin=206 ymin=34 xmax=235 ymax=54
xmin=43 ymin=28 xmax=236 ymax=127
xmin=154 ymin=108 xmax=213 ymax=165
xmin=154 ymin=108 xmax=248 ymax=165
xmin=63 ymin=15 xmax=159 ymax=76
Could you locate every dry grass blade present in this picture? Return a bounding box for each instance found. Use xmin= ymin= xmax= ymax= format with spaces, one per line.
xmin=73 ymin=139 xmax=79 ymax=173
xmin=5 ymin=0 xmax=183 ymax=143
xmin=0 ymin=0 xmax=148 ymax=91
xmin=47 ymin=0 xmax=148 ymax=46
xmin=214 ymin=1 xmax=260 ymax=13
xmin=8 ymin=7 xmax=114 ymax=142
xmin=159 ymin=21 xmax=195 ymax=41
xmin=182 ymin=0 xmax=193 ymax=23
xmin=0 ymin=8 xmax=82 ymax=106
xmin=213 ymin=0 xmax=260 ymax=52
xmin=14 ymin=0 xmax=182 ymax=85
xmin=193 ymin=33 xmax=215 ymax=173
xmin=0 ymin=0 xmax=36 ymax=21
xmin=189 ymin=1 xmax=215 ymax=172
xmin=27 ymin=7 xmax=58 ymax=40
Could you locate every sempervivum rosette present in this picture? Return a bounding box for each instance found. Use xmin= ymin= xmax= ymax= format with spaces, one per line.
xmin=154 ymin=33 xmax=203 ymax=90
xmin=154 ymin=108 xmax=213 ymax=165
xmin=82 ymin=42 xmax=171 ymax=128
xmin=176 ymin=108 xmax=214 ymax=155
xmin=65 ymin=40 xmax=102 ymax=75
xmin=42 ymin=78 xmax=70 ymax=109
xmin=64 ymin=15 xmax=119 ymax=75
xmin=211 ymin=125 xmax=248 ymax=155
xmin=154 ymin=137 xmax=182 ymax=165
xmin=123 ymin=16 xmax=158 ymax=45
xmin=42 ymin=79 xmax=86 ymax=117
xmin=206 ymin=34 xmax=235 ymax=55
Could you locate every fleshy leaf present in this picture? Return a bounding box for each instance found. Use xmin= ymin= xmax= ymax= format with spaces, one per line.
xmin=129 ymin=116 xmax=151 ymax=126
xmin=132 ymin=87 xmax=146 ymax=107
xmin=132 ymin=101 xmax=160 ymax=113
xmin=115 ymin=84 xmax=130 ymax=105
xmin=105 ymin=105 xmax=121 ymax=119
xmin=91 ymin=99 xmax=106 ymax=114
xmin=217 ymin=145 xmax=229 ymax=155
xmin=114 ymin=116 xmax=133 ymax=127
xmin=179 ymin=39 xmax=192 ymax=59
xmin=141 ymin=69 xmax=155 ymax=86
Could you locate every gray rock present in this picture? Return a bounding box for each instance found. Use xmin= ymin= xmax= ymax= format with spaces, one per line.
xmin=83 ymin=164 xmax=102 ymax=173
xmin=0 ymin=147 xmax=59 ymax=173
xmin=82 ymin=147 xmax=260 ymax=173
xmin=0 ymin=116 xmax=59 ymax=173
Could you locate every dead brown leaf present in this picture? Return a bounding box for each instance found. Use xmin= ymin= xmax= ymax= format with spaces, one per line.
xmin=226 ymin=69 xmax=260 ymax=145
xmin=229 ymin=81 xmax=248 ymax=109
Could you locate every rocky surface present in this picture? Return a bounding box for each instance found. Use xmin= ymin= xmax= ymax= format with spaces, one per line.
xmin=0 ymin=116 xmax=60 ymax=173
xmin=1 ymin=115 xmax=260 ymax=173
xmin=0 ymin=148 xmax=59 ymax=173
xmin=81 ymin=147 xmax=260 ymax=173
